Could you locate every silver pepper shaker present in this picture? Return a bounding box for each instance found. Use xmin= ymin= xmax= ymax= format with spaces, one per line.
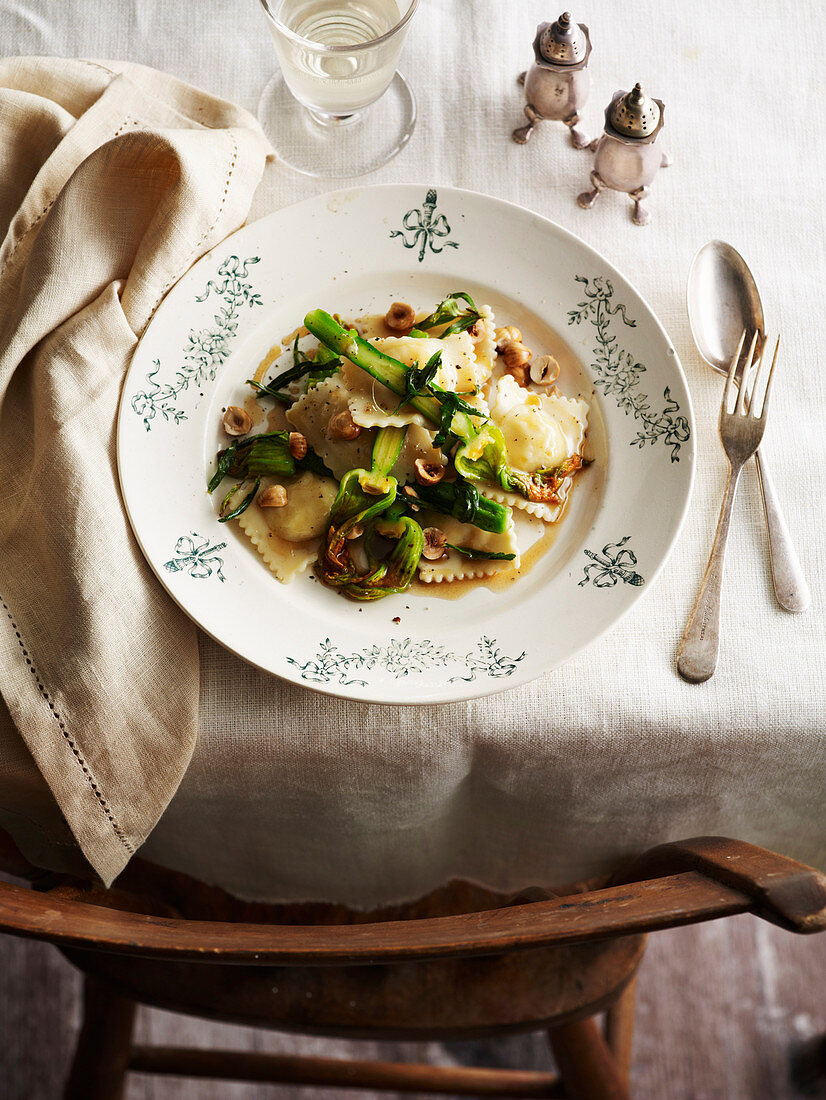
xmin=577 ymin=84 xmax=671 ymax=225
xmin=513 ymin=12 xmax=593 ymax=149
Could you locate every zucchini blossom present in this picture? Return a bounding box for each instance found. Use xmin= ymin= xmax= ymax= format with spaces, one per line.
xmin=316 ymin=426 xmax=425 ymax=601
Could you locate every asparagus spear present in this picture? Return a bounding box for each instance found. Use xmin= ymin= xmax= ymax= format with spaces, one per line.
xmin=305 ymin=308 xmax=578 ymax=506
xmin=304 ymin=309 xmax=509 ymax=483
xmin=405 ymin=479 xmax=509 ymax=535
xmin=304 ymin=310 xmax=442 ymax=423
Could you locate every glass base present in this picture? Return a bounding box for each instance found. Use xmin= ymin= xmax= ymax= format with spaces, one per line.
xmin=258 ymin=71 xmax=416 ymax=179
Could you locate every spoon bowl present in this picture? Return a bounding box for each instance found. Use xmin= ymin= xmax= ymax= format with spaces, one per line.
xmin=687 ymin=240 xmax=764 ymax=373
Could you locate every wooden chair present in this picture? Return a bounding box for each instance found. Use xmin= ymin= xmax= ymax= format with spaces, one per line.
xmin=2 ymin=831 xmax=826 ymax=1100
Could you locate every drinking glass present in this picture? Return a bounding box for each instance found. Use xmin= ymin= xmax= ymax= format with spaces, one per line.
xmin=257 ymin=0 xmax=420 ymax=178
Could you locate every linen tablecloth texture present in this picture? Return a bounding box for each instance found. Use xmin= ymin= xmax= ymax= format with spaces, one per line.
xmin=0 ymin=56 xmax=270 ymax=883
xmin=0 ymin=1 xmax=824 ymax=906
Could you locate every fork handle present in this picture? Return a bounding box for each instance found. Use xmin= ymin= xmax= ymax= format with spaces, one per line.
xmin=754 ymin=449 xmax=811 ymax=613
xmin=677 ymin=462 xmax=744 ymax=683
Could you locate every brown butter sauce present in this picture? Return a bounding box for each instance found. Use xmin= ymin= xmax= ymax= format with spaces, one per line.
xmin=411 ymin=518 xmax=562 ymax=601
xmin=243 ymin=392 xmax=264 ymax=428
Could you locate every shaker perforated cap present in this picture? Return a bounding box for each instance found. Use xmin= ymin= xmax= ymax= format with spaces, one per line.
xmin=609 ymin=84 xmax=661 ymax=137
xmin=538 ymin=12 xmax=588 ymax=65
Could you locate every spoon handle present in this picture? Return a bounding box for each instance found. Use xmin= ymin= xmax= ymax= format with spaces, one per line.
xmin=754 ymin=448 xmax=811 ymax=613
xmin=677 ymin=462 xmax=743 ymax=683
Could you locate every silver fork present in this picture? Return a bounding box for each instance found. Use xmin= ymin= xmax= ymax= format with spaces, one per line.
xmin=677 ymin=331 xmax=781 ymax=683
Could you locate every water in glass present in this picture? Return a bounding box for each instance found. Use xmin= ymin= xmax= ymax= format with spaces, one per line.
xmin=270 ymin=0 xmax=406 ymax=118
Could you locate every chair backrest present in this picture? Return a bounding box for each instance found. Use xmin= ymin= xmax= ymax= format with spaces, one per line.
xmin=2 ymin=836 xmax=825 ymax=965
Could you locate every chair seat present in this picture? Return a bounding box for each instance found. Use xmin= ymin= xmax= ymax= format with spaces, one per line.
xmin=65 ymin=934 xmax=645 ymax=1041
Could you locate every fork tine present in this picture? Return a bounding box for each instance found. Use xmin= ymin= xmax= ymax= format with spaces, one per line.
xmin=737 ymin=330 xmax=760 ymax=416
xmin=724 ymin=329 xmax=746 ymax=414
xmin=754 ymin=334 xmax=781 ymax=419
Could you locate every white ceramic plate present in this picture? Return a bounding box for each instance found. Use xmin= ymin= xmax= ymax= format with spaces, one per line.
xmin=118 ymin=185 xmax=694 ymax=704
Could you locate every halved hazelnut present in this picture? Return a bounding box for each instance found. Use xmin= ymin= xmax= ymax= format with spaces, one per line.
xmin=468 ymin=319 xmax=485 ymax=339
xmin=259 ymin=484 xmax=287 ymax=507
xmin=327 ymin=409 xmax=361 ymax=441
xmin=414 ymin=458 xmax=445 ymax=485
xmin=385 ymin=302 xmax=416 ymax=332
xmin=288 ymin=431 xmax=308 ymax=459
xmin=422 ymin=527 xmax=448 ymax=561
xmin=222 ymin=405 xmax=252 ymax=436
xmin=495 ymin=325 xmax=522 ymax=350
xmin=530 ymin=354 xmax=560 ymax=386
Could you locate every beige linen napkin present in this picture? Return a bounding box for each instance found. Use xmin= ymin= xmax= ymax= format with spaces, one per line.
xmin=0 ymin=57 xmax=270 ymax=885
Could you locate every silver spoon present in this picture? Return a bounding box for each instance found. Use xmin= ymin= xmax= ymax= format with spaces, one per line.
xmin=687 ymin=241 xmax=810 ymax=613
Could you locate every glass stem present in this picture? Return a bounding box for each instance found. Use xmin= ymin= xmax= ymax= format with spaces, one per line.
xmin=306 ymin=106 xmax=365 ymax=127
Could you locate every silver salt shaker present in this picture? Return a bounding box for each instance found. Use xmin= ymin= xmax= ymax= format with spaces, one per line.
xmin=578 ymin=84 xmax=671 ymax=225
xmin=512 ymin=12 xmax=593 ymax=149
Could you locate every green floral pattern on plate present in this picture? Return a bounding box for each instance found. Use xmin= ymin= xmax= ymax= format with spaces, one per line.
xmin=131 ymin=255 xmax=262 ymax=430
xmin=568 ymin=276 xmax=690 ymax=461
xmin=288 ymin=636 xmax=525 ymax=687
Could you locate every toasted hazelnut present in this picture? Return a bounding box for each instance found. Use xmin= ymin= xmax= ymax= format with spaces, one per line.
xmin=500 ymin=340 xmax=532 ymax=370
xmin=495 ymin=326 xmax=522 ymax=350
xmin=505 ymin=364 xmax=530 ymax=387
xmin=222 ymin=405 xmax=252 ymax=436
xmin=400 ymin=484 xmax=420 ymax=511
xmin=385 ymin=302 xmax=416 ymax=332
xmin=468 ymin=319 xmax=485 ymax=339
xmin=344 ymin=523 xmax=364 ymax=540
xmin=422 ymin=527 xmax=448 ymax=561
xmin=530 ymin=354 xmax=560 ymax=386
xmin=288 ymin=431 xmax=308 ymax=460
xmin=327 ymin=410 xmax=361 ymax=441
xmin=259 ymin=484 xmax=287 ymax=508
xmin=414 ymin=458 xmax=445 ymax=486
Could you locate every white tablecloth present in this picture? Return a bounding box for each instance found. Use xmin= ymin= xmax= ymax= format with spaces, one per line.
xmin=1 ymin=0 xmax=824 ymax=906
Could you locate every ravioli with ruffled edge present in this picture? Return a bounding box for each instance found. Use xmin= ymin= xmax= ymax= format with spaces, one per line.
xmin=212 ymin=297 xmax=589 ymax=595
